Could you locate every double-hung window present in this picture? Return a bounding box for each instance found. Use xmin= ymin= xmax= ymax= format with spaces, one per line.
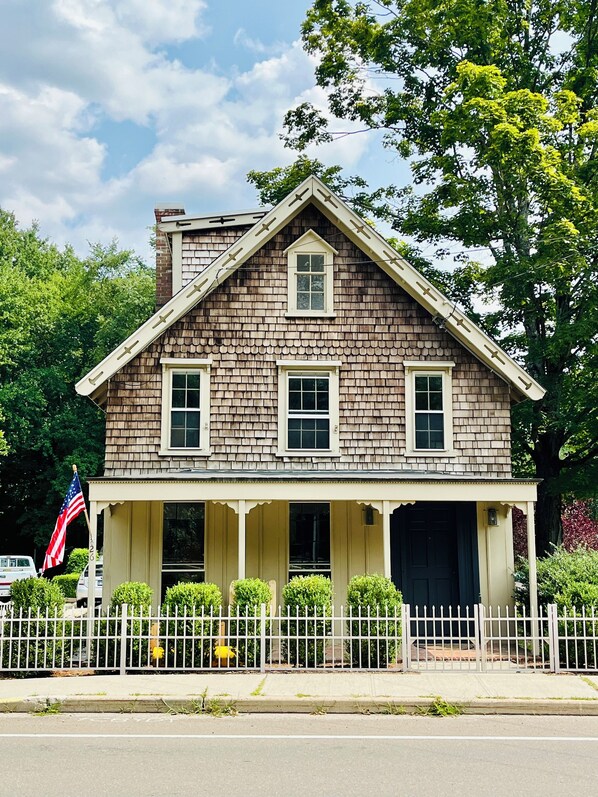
xmin=277 ymin=361 xmax=340 ymax=456
xmin=289 ymin=502 xmax=331 ymax=579
xmin=285 ymin=230 xmax=336 ymax=317
xmin=404 ymin=361 xmax=455 ymax=455
xmin=160 ymin=358 xmax=211 ymax=454
xmin=161 ymin=502 xmax=205 ymax=601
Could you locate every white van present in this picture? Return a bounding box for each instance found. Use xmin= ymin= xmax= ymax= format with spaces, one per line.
xmin=76 ymin=559 xmax=103 ymax=607
xmin=0 ymin=555 xmax=37 ymax=601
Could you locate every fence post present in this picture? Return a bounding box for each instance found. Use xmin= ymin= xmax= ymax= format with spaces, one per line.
xmin=401 ymin=604 xmax=411 ymax=672
xmin=477 ymin=604 xmax=487 ymax=672
xmin=119 ymin=603 xmax=128 ymax=676
xmin=548 ymin=603 xmax=559 ymax=673
xmin=260 ymin=603 xmax=267 ymax=673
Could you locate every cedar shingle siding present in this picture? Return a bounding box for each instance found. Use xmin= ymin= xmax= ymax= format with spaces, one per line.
xmin=105 ymin=206 xmax=511 ymax=476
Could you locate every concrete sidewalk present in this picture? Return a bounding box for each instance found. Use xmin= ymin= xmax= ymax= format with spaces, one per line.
xmin=1 ymin=670 xmax=598 ymax=715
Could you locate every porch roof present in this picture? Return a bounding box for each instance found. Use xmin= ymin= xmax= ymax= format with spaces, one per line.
xmin=88 ymin=470 xmax=539 ymax=509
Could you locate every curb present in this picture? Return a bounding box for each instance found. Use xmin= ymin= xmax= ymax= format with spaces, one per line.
xmin=2 ymin=695 xmax=598 ymax=716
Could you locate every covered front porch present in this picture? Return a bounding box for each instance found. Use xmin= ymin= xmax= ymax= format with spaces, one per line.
xmin=87 ymin=472 xmax=540 ymax=613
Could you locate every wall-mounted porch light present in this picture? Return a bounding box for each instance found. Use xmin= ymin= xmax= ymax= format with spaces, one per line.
xmin=363 ymin=505 xmax=375 ymax=526
xmin=487 ymin=507 xmax=499 ymax=526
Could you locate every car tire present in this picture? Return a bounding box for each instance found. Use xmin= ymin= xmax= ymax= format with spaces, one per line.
xmin=76 ymin=599 xmax=87 ymax=608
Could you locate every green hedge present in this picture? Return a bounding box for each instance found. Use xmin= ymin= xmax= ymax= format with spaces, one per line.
xmin=282 ymin=575 xmax=333 ymax=667
xmin=3 ymin=578 xmax=68 ymax=671
xmin=231 ymin=578 xmax=272 ymax=667
xmin=65 ymin=548 xmax=89 ymax=575
xmin=346 ymin=574 xmax=402 ymax=668
xmin=52 ymin=573 xmax=79 ymax=599
xmin=515 ymin=547 xmax=598 ymax=608
xmin=162 ymin=582 xmax=222 ymax=668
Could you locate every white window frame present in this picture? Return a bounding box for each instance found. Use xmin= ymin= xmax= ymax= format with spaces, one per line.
xmin=160 ymin=358 xmax=211 ymax=455
xmin=277 ymin=361 xmax=341 ymax=456
xmin=284 ymin=230 xmax=337 ymax=317
xmin=404 ymin=361 xmax=455 ymax=456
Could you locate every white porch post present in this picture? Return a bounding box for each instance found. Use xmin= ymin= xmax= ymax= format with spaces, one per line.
xmin=382 ymin=500 xmax=391 ymax=579
xmin=86 ymin=501 xmax=98 ymax=622
xmin=526 ymin=501 xmax=538 ymax=616
xmin=238 ymin=499 xmax=246 ymax=580
xmin=526 ymin=500 xmax=540 ymax=656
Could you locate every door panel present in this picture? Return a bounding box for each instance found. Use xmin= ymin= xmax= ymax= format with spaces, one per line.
xmin=391 ymin=502 xmax=478 ymax=611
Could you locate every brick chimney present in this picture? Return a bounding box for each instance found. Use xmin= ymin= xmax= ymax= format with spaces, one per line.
xmin=154 ymin=204 xmax=185 ymax=308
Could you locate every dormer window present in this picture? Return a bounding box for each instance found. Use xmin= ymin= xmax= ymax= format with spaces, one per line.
xmin=285 ymin=230 xmax=337 ymax=317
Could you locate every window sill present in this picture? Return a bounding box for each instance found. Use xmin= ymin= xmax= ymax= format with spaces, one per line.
xmin=158 ymin=449 xmax=212 ymax=457
xmin=405 ymin=449 xmax=457 ymax=458
xmin=285 ymin=311 xmax=336 ymax=319
xmin=276 ymin=450 xmax=341 ymax=458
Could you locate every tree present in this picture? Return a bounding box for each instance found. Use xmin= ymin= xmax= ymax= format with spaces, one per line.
xmin=0 ymin=211 xmax=155 ymax=559
xmin=280 ymin=0 xmax=598 ymax=555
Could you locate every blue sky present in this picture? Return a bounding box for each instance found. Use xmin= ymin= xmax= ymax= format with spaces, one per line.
xmin=0 ymin=0 xmax=406 ymax=262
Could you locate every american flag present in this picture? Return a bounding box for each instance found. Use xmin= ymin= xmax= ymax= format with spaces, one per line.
xmin=42 ymin=472 xmax=86 ymax=573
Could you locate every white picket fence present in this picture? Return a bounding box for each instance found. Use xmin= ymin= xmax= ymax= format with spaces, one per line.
xmin=0 ymin=603 xmax=597 ymax=674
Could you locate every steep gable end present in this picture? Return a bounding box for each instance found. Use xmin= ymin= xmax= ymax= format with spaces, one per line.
xmin=76 ymin=176 xmax=545 ymax=404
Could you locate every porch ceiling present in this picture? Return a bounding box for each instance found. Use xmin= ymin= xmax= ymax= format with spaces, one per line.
xmin=88 ymin=470 xmax=539 ymax=505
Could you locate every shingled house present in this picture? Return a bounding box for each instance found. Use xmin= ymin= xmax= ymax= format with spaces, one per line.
xmin=76 ymin=176 xmax=544 ymax=610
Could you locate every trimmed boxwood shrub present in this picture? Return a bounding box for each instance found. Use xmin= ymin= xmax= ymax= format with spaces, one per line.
xmin=231 ymin=578 xmax=272 ymax=667
xmin=346 ymin=574 xmax=402 ymax=668
xmin=282 ymin=575 xmax=333 ymax=667
xmin=162 ymin=582 xmax=222 ymax=668
xmin=11 ymin=577 xmax=65 ymax=612
xmin=65 ymin=548 xmax=89 ymax=575
xmin=110 ymin=581 xmax=153 ymax=611
xmin=52 ymin=573 xmax=80 ymax=599
xmin=3 ymin=578 xmax=68 ymax=671
xmin=98 ymin=582 xmax=154 ymax=670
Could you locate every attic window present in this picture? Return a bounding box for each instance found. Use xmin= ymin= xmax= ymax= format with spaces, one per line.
xmin=285 ymin=230 xmax=337 ymax=317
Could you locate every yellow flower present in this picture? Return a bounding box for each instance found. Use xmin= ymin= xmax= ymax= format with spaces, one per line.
xmin=214 ymin=645 xmax=235 ymax=660
xmin=152 ymin=646 xmax=165 ymax=661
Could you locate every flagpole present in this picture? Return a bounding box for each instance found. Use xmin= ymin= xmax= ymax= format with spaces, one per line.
xmin=72 ymin=465 xmax=97 ymax=626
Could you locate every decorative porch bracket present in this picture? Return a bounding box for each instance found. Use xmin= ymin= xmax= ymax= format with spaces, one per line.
xmin=212 ymin=500 xmax=272 ymax=580
xmin=357 ymin=500 xmax=416 ymax=579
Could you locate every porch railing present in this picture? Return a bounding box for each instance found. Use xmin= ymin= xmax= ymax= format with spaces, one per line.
xmin=0 ymin=603 xmax=596 ymax=674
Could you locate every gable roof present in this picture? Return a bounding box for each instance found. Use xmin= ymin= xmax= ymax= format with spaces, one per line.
xmin=76 ymin=175 xmax=545 ymax=404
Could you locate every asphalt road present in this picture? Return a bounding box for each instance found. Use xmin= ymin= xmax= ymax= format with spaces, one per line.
xmin=1 ymin=713 xmax=597 ymax=797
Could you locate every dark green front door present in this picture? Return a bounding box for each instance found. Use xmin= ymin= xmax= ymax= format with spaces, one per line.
xmin=391 ymin=502 xmax=479 ymax=609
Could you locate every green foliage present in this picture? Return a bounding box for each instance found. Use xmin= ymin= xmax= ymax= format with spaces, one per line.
xmin=282 ymin=575 xmax=333 ymax=667
xmin=0 ymin=211 xmax=155 ymax=555
xmin=515 ymin=547 xmax=598 ymax=607
xmin=346 ymin=574 xmax=402 ymax=667
xmin=163 ymin=582 xmax=222 ymax=614
xmin=247 ymin=154 xmax=393 ymax=220
xmin=10 ymin=577 xmax=65 ymax=613
xmin=286 ymin=0 xmax=598 ymax=553
xmin=52 ymin=573 xmax=79 ymax=599
xmin=97 ymin=583 xmax=154 ymax=671
xmin=162 ymin=583 xmax=223 ymax=668
xmin=65 ymin=548 xmax=88 ymax=575
xmin=231 ymin=578 xmax=272 ymax=668
xmin=110 ymin=581 xmax=153 ymax=611
xmin=3 ymin=577 xmax=68 ymax=671
xmin=554 ymin=577 xmax=598 ymax=670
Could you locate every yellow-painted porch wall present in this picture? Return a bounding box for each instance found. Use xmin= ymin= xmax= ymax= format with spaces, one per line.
xmin=476 ymin=502 xmax=515 ymax=608
xmin=101 ymin=499 xmax=514 ymax=609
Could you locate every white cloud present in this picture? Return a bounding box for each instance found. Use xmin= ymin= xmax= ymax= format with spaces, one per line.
xmin=0 ymin=1 xmax=380 ymax=262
